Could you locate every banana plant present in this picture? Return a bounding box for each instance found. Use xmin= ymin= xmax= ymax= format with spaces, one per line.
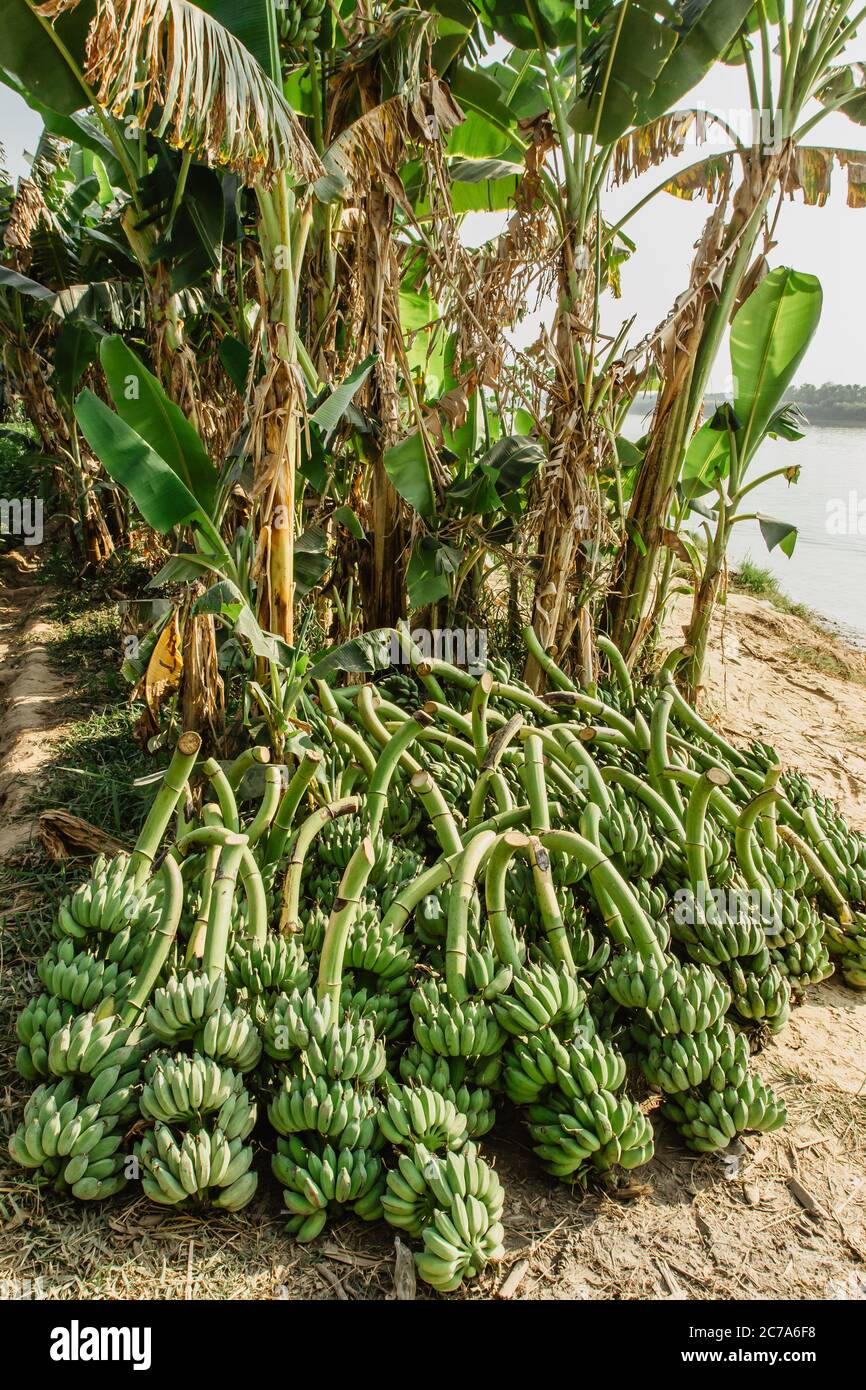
xmin=676 ymin=266 xmax=823 ymax=698
xmin=606 ymin=0 xmax=866 ymax=661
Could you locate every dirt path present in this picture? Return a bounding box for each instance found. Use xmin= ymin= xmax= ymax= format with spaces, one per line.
xmin=0 ymin=592 xmax=864 ymax=1300
xmin=0 ymin=555 xmax=70 ymax=857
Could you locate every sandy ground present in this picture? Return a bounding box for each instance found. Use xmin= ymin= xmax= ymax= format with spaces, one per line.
xmin=0 ymin=574 xmax=865 ymax=1300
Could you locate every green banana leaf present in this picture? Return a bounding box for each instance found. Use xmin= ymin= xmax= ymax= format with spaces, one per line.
xmin=730 ymin=267 xmax=823 ymax=464
xmin=99 ymin=337 xmax=218 ymax=514
xmin=383 ymin=432 xmax=436 ymax=518
xmin=1 ymin=0 xmax=95 ymax=116
xmin=74 ymin=389 xmax=226 ymax=560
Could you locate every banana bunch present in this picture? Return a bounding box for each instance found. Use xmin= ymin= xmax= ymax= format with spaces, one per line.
xmin=662 ymin=1073 xmax=786 ymax=1152
xmin=425 ymin=752 xmax=474 ymax=810
xmin=503 ymin=1024 xmax=626 ymax=1106
xmin=379 ymin=1083 xmax=468 ymax=1151
xmin=56 ymin=854 xmax=161 ymax=941
xmin=269 ymin=1074 xmax=379 ymax=1146
xmin=9 ymin=1077 xmax=128 ymax=1199
xmin=765 ymin=890 xmax=822 ymax=946
xmin=341 ymin=981 xmax=411 ymax=1042
xmin=493 ymin=960 xmax=584 ymax=1035
xmin=377 ymin=671 xmax=421 ymax=706
xmin=136 ymin=1121 xmax=257 ymax=1210
xmin=383 ymin=1142 xmax=505 ymax=1292
xmin=383 ymin=786 xmax=422 ymax=840
xmin=771 ymin=927 xmax=832 ymax=986
xmin=300 ymin=904 xmax=329 ymax=956
xmin=635 ymin=1021 xmax=730 ymax=1094
xmin=466 ymin=945 xmax=515 ymax=1000
xmin=146 ymin=969 xmax=226 ymax=1043
xmin=755 ymin=838 xmax=809 ymax=894
xmin=398 ymin=1045 xmax=497 ymax=1138
xmin=276 ymin=0 xmax=327 ymax=49
xmin=228 ymin=936 xmax=310 ymax=998
xmin=37 ymin=940 xmax=133 ymax=1011
xmin=632 ymin=879 xmax=669 ymax=929
xmin=534 ymin=919 xmax=610 ymax=976
xmin=725 ymin=957 xmax=790 ymax=1029
xmin=823 ymin=911 xmax=866 ymax=988
xmin=605 ymin=949 xmax=683 ymax=1012
xmin=671 ymin=895 xmax=767 ymax=966
xmin=196 ymin=1004 xmax=262 ymax=1072
xmin=653 ymin=961 xmax=731 ymax=1034
xmin=343 ymin=910 xmax=413 ymax=990
xmin=273 ymin=1134 xmax=385 ymax=1241
xmin=262 ymin=987 xmax=334 ymax=1060
xmin=415 ymin=889 xmax=450 ymax=945
xmin=141 ymin=1052 xmax=252 ymax=1124
xmin=411 ymin=979 xmax=504 ymax=1057
xmin=16 ymin=992 xmax=76 ymax=1079
xmin=601 ymin=796 xmax=664 ymax=879
xmin=527 ymin=1089 xmax=654 ymax=1179
xmin=744 ymin=740 xmax=780 ymax=775
xmin=302 ymin=1012 xmax=386 ymax=1084
xmin=46 ymin=1005 xmax=142 ymax=1081
xmin=313 ymin=817 xmax=389 ymax=877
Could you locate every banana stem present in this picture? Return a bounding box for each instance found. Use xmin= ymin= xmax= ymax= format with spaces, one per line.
xmin=278 ymin=797 xmax=361 ymax=935
xmin=520 ymin=732 xmax=550 ymax=832
xmin=366 ymin=712 xmax=431 ymax=838
xmin=548 ymin=725 xmax=609 ymax=808
xmin=777 ymin=824 xmax=853 ymax=925
xmin=130 ymin=732 xmax=202 ymax=888
xmin=121 ymin=856 xmax=184 ymax=1024
xmin=226 ymin=744 xmax=270 ymax=792
xmin=539 ymin=827 xmax=665 ymax=966
xmin=420 ymin=701 xmax=477 ymax=742
xmin=470 ymin=672 xmax=493 ymax=765
xmin=238 ymin=846 xmax=268 ymax=945
xmin=327 ymin=716 xmax=377 ymax=778
xmin=468 ymin=767 xmax=514 ymax=826
xmin=185 ymin=804 xmax=223 ymax=965
xmin=521 ymin=625 xmax=577 ymax=692
xmin=484 ymin=831 xmax=530 ymax=971
xmin=201 ymin=757 xmax=240 ymax=832
xmin=659 ymin=671 xmax=747 ymax=768
xmin=579 ymin=804 xmax=631 ymax=950
xmin=446 ymin=830 xmax=497 ymax=1001
xmin=529 ymin=836 xmax=575 ymax=971
xmin=265 ymin=750 xmax=323 ymax=864
xmin=601 ymin=767 xmax=684 ymax=837
xmin=410 ymin=770 xmax=463 ymax=856
xmin=395 ymin=621 xmax=448 ymax=701
xmin=245 ymin=764 xmax=283 ymax=846
xmin=596 ymin=634 xmax=634 ymax=707
xmin=734 ymin=789 xmax=782 ymax=898
xmin=649 ymin=688 xmax=685 ymax=819
xmin=381 ymin=853 xmax=460 ymax=934
xmin=317 ymin=838 xmax=376 ymax=1012
xmin=663 ymin=766 xmax=740 ymax=831
xmin=546 ymin=691 xmax=646 ymax=751
xmin=202 ymin=835 xmax=247 ymax=977
xmin=686 ymin=768 xmax=731 ymax=899
xmin=759 ymin=765 xmax=782 ymax=852
xmin=802 ymin=804 xmax=849 ymax=882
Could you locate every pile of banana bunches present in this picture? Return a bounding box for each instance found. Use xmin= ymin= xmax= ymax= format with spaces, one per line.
xmin=9 ymin=628 xmax=866 ymax=1294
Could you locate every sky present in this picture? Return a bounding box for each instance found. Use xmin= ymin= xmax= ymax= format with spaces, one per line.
xmin=2 ymin=44 xmax=865 ymax=388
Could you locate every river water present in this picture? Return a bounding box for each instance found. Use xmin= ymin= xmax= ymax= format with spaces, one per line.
xmin=623 ymin=419 xmax=866 ymax=643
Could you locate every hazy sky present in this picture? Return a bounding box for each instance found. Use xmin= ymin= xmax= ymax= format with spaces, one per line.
xmin=2 ymin=46 xmax=865 ymax=387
